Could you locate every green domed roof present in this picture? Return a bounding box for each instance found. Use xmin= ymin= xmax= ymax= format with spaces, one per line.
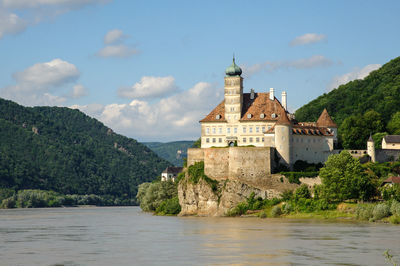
xmin=225 ymin=56 xmax=242 ymax=77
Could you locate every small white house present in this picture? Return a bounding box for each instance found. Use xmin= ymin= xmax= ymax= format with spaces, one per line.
xmin=382 ymin=135 xmax=400 ymax=150
xmin=161 ymin=167 xmax=183 ymax=182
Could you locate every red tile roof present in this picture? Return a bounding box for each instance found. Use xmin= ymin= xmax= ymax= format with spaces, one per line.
xmin=199 ymin=100 xmax=227 ymax=123
xmin=316 ymin=108 xmax=337 ymax=128
xmin=383 ymin=176 xmax=400 ymax=184
xmin=200 ymin=92 xmax=286 ymax=122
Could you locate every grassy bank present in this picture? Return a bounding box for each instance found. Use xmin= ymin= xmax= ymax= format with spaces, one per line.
xmin=227 ymin=190 xmax=400 ymax=224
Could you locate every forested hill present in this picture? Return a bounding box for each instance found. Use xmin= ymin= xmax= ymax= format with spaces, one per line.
xmin=143 ymin=141 xmax=195 ymax=166
xmin=0 ymin=98 xmax=171 ymax=202
xmin=294 ymin=56 xmax=400 ymax=148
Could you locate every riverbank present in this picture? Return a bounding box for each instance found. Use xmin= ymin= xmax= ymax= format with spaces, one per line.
xmin=0 ymin=188 xmax=137 ymax=209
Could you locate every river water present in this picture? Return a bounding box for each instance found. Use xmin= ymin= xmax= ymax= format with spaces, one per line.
xmin=0 ymin=207 xmax=399 ymax=266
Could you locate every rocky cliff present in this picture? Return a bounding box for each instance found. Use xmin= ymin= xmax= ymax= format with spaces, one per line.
xmin=178 ymin=170 xmax=300 ymax=216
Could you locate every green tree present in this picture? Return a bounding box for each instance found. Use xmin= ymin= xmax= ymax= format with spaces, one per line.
xmin=372 ymin=132 xmax=388 ymax=149
xmin=192 ymin=138 xmax=201 ymax=148
xmin=387 ymin=111 xmax=400 ymax=134
xmin=339 ymin=110 xmax=384 ymax=149
xmin=319 ymin=151 xmax=374 ymax=201
xmin=136 ymin=181 xmax=178 ymax=212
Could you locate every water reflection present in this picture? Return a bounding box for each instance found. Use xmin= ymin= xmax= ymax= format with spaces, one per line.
xmin=0 ymin=207 xmax=399 ymax=265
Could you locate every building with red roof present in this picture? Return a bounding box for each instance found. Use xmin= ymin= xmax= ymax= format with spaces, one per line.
xmin=199 ymin=57 xmax=337 ymax=166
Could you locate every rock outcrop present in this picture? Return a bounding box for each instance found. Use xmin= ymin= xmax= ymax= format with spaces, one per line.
xmin=178 ymin=173 xmax=299 ymax=216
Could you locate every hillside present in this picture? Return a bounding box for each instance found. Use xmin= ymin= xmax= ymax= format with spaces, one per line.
xmin=295 ymin=56 xmax=400 ymax=148
xmin=295 ymin=56 xmax=400 ymax=124
xmin=143 ymin=141 xmax=195 ymax=166
xmin=0 ymin=98 xmax=171 ymax=203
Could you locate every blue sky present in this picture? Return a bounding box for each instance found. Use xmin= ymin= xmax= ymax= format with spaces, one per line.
xmin=0 ymin=0 xmax=399 ymax=141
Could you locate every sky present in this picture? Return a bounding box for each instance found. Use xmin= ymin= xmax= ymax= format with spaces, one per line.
xmin=0 ymin=0 xmax=399 ymax=142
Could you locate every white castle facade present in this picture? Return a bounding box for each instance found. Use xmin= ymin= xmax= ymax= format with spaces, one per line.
xmin=199 ymin=58 xmax=338 ymax=167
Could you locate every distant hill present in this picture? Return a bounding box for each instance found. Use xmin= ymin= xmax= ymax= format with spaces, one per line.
xmin=0 ymin=98 xmax=171 ymax=203
xmin=143 ymin=141 xmax=195 ymax=166
xmin=295 ymin=56 xmax=400 ymax=125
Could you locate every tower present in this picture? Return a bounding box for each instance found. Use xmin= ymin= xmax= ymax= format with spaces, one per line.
xmin=274 ymin=109 xmax=292 ymax=167
xmin=316 ymin=108 xmax=338 ymax=144
xmin=224 ymin=56 xmax=243 ymax=123
xmin=367 ymin=135 xmax=376 ymax=162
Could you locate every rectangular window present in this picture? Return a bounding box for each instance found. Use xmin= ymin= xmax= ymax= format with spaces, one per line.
xmin=212 ymin=138 xmax=216 ymax=143
xmin=256 ymin=127 xmax=259 ymax=133
xmin=249 ymin=127 xmax=253 ymax=133
xmin=256 ymin=137 xmax=259 ymax=142
xmin=206 ymin=138 xmax=209 ymax=143
xmin=212 ymin=127 xmax=216 ymax=134
xmin=234 ymin=127 xmax=237 ymax=133
xmin=243 ymin=138 xmax=246 ymax=143
xmin=219 ymin=138 xmax=222 ymax=143
xmin=243 ymin=127 xmax=246 ymax=133
xmin=206 ymin=128 xmax=210 ymax=134
xmin=218 ymin=127 xmax=222 ymax=134
xmin=262 ymin=137 xmax=264 ymax=142
xmin=227 ymin=128 xmax=231 ymax=134
xmin=262 ymin=126 xmax=265 ymax=132
xmin=249 ymin=137 xmax=253 ymax=142
xmin=267 ymin=125 xmax=271 ymax=130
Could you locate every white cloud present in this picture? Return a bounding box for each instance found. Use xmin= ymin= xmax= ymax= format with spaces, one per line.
xmin=12 ymin=58 xmax=80 ymax=91
xmin=97 ymin=44 xmax=138 ymax=58
xmin=118 ymin=76 xmax=178 ymax=99
xmin=0 ymin=9 xmax=27 ymax=39
xmin=0 ymin=0 xmax=111 ymax=39
xmin=71 ymin=82 xmax=221 ymax=141
xmin=97 ymin=29 xmax=138 ymax=58
xmin=290 ymin=33 xmax=326 ymax=46
xmin=72 ymin=84 xmax=87 ymax=98
xmin=242 ymin=55 xmax=334 ymax=78
xmin=327 ymin=64 xmax=381 ymax=91
xmin=0 ymin=58 xmax=84 ymax=106
xmin=104 ymin=29 xmax=125 ymax=44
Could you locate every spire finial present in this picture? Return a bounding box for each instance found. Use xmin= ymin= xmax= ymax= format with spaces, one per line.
xmin=233 ymin=53 xmax=235 ymax=63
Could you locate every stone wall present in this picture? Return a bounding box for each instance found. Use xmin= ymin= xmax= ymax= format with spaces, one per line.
xmin=187 ymin=147 xmax=273 ymax=182
xmin=187 ymin=148 xmax=204 ymax=167
xmin=376 ymin=149 xmax=400 ymax=162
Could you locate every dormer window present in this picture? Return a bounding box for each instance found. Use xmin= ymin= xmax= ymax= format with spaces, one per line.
xmin=271 ymin=113 xmax=277 ymax=118
xmin=216 ymin=114 xmax=221 ymax=120
xmin=260 ymin=113 xmax=265 ymax=119
xmin=247 ymin=114 xmax=252 ymax=119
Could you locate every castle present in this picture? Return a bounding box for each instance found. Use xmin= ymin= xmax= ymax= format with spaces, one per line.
xmin=198 ymin=57 xmax=338 ymax=167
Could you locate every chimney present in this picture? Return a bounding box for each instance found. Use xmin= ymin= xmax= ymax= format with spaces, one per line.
xmin=281 ymin=91 xmax=287 ymax=110
xmin=250 ymin=88 xmax=255 ymax=100
xmin=269 ymin=88 xmax=274 ymax=100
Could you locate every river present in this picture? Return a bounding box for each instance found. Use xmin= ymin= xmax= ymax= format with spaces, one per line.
xmin=0 ymin=207 xmax=399 ymax=265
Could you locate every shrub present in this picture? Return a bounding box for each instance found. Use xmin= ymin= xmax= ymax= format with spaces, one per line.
xmin=294 ymin=185 xmax=311 ymax=200
xmin=282 ymin=203 xmax=293 ymax=214
xmin=372 ymin=203 xmax=391 ymax=220
xmin=356 ymin=205 xmax=374 ymax=221
xmin=389 ymin=215 xmax=400 ymax=224
xmin=1 ymin=196 xmax=16 ymax=208
xmin=156 ymin=196 xmax=181 ymax=215
xmin=381 ymin=184 xmax=400 ymax=201
xmin=226 ymin=202 xmax=248 ymax=216
xmin=390 ymin=200 xmax=400 ymax=216
xmin=271 ymin=206 xmax=282 ymax=217
xmin=259 ymin=211 xmax=267 ymax=219
xmin=281 ymin=190 xmax=293 ymax=201
xmin=188 ymin=161 xmax=219 ymax=192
